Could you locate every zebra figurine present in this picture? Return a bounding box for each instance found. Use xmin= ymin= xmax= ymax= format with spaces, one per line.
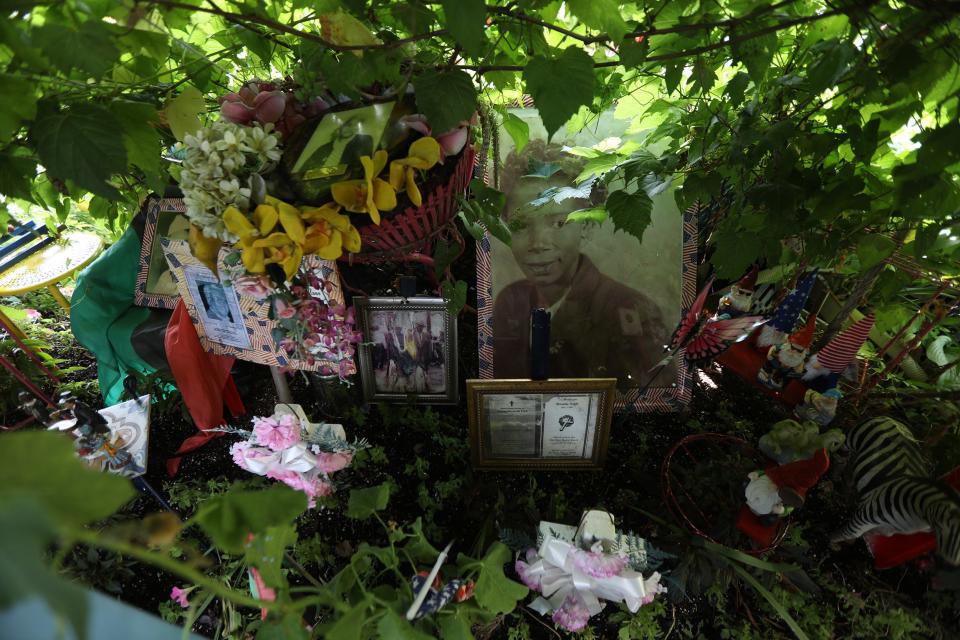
xmin=831 ymin=417 xmax=960 ymax=566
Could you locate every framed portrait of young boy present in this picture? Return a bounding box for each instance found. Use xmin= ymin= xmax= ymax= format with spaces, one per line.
xmin=467 ymin=378 xmax=616 ymax=470
xmin=477 ymin=106 xmax=698 ymax=413
xmin=355 ymin=297 xmax=458 ymax=404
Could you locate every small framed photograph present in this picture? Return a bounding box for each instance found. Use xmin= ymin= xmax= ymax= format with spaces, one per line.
xmin=467 ymin=378 xmax=616 ymax=470
xmin=134 ymin=195 xmax=191 ymax=309
xmin=181 ymin=265 xmax=252 ymax=350
xmin=355 ymin=297 xmax=458 ymax=404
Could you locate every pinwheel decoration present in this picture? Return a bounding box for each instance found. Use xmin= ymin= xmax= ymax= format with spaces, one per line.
xmin=655 ymin=277 xmax=766 ymax=366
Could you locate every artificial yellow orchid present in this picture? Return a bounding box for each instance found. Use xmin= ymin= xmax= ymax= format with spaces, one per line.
xmin=188 ymin=224 xmax=223 ymax=275
xmin=223 ymin=200 xmax=305 ymax=280
xmin=389 ymin=137 xmax=441 ymax=207
xmin=300 ymin=203 xmax=362 ymax=258
xmin=330 ymin=149 xmax=396 ymax=225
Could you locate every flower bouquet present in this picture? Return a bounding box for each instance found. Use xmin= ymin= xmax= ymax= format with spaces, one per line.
xmin=228 ymin=403 xmax=367 ymax=507
xmin=174 ymin=79 xmax=474 ymax=375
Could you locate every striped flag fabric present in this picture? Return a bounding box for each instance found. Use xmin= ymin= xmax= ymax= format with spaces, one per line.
xmin=768 ymin=271 xmax=817 ymax=333
xmin=814 ymin=314 xmax=875 ymax=373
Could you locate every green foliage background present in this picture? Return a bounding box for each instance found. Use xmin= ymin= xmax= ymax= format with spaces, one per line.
xmin=0 ymin=0 xmax=957 ymax=285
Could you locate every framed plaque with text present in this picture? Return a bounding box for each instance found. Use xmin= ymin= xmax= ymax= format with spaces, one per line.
xmin=467 ymin=378 xmax=616 ymax=470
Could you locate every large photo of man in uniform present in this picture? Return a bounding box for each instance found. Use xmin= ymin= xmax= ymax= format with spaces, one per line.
xmin=486 ymin=124 xmax=682 ymax=390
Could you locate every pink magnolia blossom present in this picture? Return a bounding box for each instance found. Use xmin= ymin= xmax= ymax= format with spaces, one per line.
xmin=316 ymin=450 xmax=352 ymax=474
xmin=253 ymin=414 xmax=300 ymax=451
xmin=170 ymin=586 xmax=192 ymax=608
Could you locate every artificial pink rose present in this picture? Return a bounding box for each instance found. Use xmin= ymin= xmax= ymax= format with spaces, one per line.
xmin=234 ymin=275 xmax=273 ymax=299
xmin=316 ymin=450 xmax=352 ymax=474
xmin=275 ymin=299 xmax=297 ymax=319
xmin=253 ymin=414 xmax=300 ymax=451
xmin=232 ymin=443 xmax=280 ymax=475
xmin=170 ymin=586 xmax=191 ymax=609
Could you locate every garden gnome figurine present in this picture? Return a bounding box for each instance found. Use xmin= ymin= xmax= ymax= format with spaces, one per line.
xmin=717 ymin=265 xmax=759 ymax=319
xmin=795 ymin=387 xmax=842 ymax=425
xmin=738 ymin=448 xmax=831 ymax=544
xmin=756 ymin=271 xmax=817 ymax=348
xmin=803 ymin=314 xmax=874 ymax=386
xmin=757 ymin=314 xmax=816 ymax=390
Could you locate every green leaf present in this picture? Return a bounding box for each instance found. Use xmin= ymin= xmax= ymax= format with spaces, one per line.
xmin=193 ymin=484 xmax=307 ymax=553
xmin=691 ymin=57 xmax=717 ymax=94
xmin=732 ymin=31 xmax=777 ymax=83
xmin=325 ymin=598 xmax=371 ymax=640
xmin=472 ymin=542 xmax=528 ymax=615
xmin=806 ymin=39 xmax=856 ymax=92
xmin=664 ymin=62 xmax=684 ymax=95
xmin=438 ymin=613 xmax=474 ymax=640
xmin=109 ymin=100 xmax=163 ymax=192
xmin=377 ymin=609 xmax=435 ymax=640
xmin=32 ymin=103 xmax=127 ymax=199
xmin=163 ymin=86 xmax=205 ymax=142
xmin=245 ymin=524 xmax=297 ymax=589
xmin=257 ymin=612 xmax=310 ymax=640
xmin=730 ymin=563 xmax=810 ymax=640
xmin=501 ymin=111 xmax=529 ymax=154
xmin=433 ymin=238 xmax=460 ymax=279
xmin=413 ymin=70 xmax=478 ymax=135
xmin=566 ymin=207 xmax=607 ymax=224
xmin=35 ymin=21 xmax=119 ymax=78
xmin=606 ymin=189 xmax=653 ymax=242
xmin=0 ymin=498 xmax=89 ymax=640
xmin=725 ymin=71 xmax=751 ymax=108
xmin=0 ymin=73 xmax=37 ymax=140
xmin=856 ymin=233 xmax=896 ymax=270
xmin=524 ymin=47 xmax=595 ymax=139
xmin=440 ymin=0 xmax=486 ymax=55
xmin=0 ymin=431 xmax=134 ymax=528
xmin=0 ymin=150 xmax=36 ymax=200
xmin=566 ymin=0 xmax=629 ymax=39
xmin=346 ymin=482 xmax=391 ymax=519
xmin=234 ymin=26 xmax=274 ymax=66
xmin=619 ymin=38 xmax=648 ymax=68
xmin=441 ymin=279 xmax=468 ymax=316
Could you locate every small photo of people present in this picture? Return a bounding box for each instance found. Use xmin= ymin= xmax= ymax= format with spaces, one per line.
xmin=368 ymin=309 xmax=447 ymax=395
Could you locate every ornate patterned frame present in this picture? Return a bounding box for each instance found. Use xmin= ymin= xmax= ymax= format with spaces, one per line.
xmin=134 ymin=195 xmax=189 ymax=309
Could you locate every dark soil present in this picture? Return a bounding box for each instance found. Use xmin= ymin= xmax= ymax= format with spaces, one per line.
xmin=13 ymin=236 xmax=960 ymax=639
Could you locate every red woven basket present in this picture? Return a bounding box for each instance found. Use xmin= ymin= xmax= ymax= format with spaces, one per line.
xmin=344 ymin=145 xmax=476 ymax=262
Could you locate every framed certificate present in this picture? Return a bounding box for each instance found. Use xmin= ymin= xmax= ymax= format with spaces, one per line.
xmin=467 ymin=378 xmax=616 ymax=470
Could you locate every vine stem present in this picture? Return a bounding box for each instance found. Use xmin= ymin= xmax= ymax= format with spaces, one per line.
xmin=70 ymin=528 xmax=288 ymax=613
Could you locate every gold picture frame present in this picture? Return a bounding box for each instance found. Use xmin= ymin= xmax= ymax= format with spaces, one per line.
xmin=467 ymin=378 xmax=616 ymax=471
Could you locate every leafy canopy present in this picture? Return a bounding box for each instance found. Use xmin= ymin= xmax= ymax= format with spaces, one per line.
xmin=0 ymin=0 xmax=957 ymax=290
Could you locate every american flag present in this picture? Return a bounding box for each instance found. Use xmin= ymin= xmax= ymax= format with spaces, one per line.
xmin=815 ymin=314 xmax=875 ymax=374
xmin=768 ymin=271 xmax=817 ymax=333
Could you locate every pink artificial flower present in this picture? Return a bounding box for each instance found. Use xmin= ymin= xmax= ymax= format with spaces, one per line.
xmin=253 ymin=414 xmax=300 ymax=451
xmin=514 ymin=549 xmax=542 ymax=592
xmin=569 ymin=548 xmax=628 ymax=579
xmin=316 ymin=450 xmax=352 ymax=474
xmin=234 ymin=275 xmax=273 ymax=299
xmin=170 ymin=586 xmax=191 ymax=608
xmin=24 ymin=308 xmax=41 ymax=322
xmin=230 ymin=441 xmax=252 ymax=469
xmin=274 ymin=299 xmax=297 ymax=320
xmin=552 ymin=593 xmax=591 ymax=632
xmin=231 ymin=442 xmax=279 ymax=474
xmin=436 ymin=126 xmax=469 ymax=158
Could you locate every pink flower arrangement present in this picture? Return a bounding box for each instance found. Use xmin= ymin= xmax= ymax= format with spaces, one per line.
xmin=552 ymin=593 xmax=591 ymax=633
xmin=219 ymin=80 xmax=329 ymax=138
xmin=230 ymin=406 xmax=358 ymax=507
xmin=569 ymin=547 xmax=628 ymax=578
xmin=253 ymin=413 xmax=300 ymax=451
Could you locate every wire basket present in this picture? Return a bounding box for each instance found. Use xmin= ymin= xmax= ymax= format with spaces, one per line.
xmin=661 ymin=433 xmax=788 ymax=554
xmin=345 ymin=145 xmax=476 ymax=262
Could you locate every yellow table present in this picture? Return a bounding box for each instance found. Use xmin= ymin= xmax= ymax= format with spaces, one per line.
xmin=0 ymin=230 xmax=103 ymax=312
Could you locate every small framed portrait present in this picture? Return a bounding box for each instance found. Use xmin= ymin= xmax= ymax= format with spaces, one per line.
xmin=355 ymin=297 xmax=458 ymax=404
xmin=134 ymin=195 xmax=191 ymax=309
xmin=467 ymin=378 xmax=616 ymax=470
xmin=182 ymin=265 xmax=251 ymax=350
xmin=477 ymin=105 xmax=698 ymax=413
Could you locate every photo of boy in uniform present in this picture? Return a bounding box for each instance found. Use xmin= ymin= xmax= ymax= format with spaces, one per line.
xmin=490 ymin=141 xmax=675 ymax=388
